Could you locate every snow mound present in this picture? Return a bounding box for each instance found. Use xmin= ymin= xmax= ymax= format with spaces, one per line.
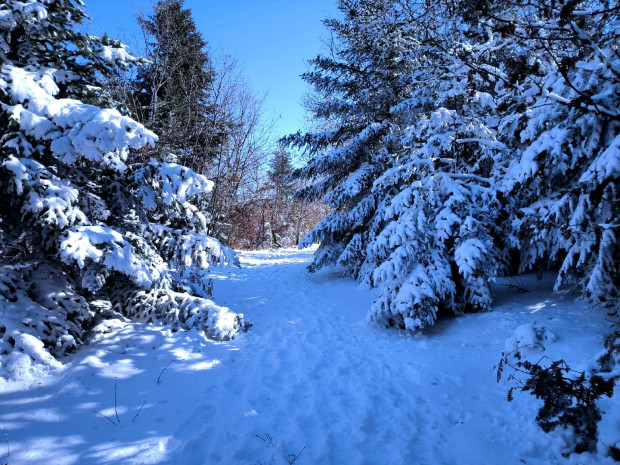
xmin=504 ymin=323 xmax=558 ymax=358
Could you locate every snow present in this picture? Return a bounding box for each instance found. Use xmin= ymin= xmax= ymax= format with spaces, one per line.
xmin=100 ymin=43 xmax=134 ymax=65
xmin=0 ymin=299 xmax=64 ymax=384
xmin=133 ymin=162 xmax=215 ymax=207
xmin=2 ymin=155 xmax=33 ymax=195
xmin=503 ymin=322 xmax=558 ymax=359
xmin=59 ymin=226 xmax=164 ymax=287
xmin=580 ymin=132 xmax=620 ymax=184
xmin=454 ymin=238 xmax=488 ymax=277
xmin=0 ymin=249 xmax=617 ymax=464
xmin=0 ymin=64 xmax=158 ymax=170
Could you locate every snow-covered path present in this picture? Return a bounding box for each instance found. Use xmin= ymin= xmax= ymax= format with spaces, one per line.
xmin=0 ymin=249 xmax=616 ymax=465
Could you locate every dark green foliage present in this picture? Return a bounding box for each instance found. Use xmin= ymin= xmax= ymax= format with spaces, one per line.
xmin=521 ymin=360 xmax=613 ymax=454
xmin=131 ymin=0 xmax=227 ymax=169
xmin=498 ymin=335 xmax=619 ymax=456
xmin=0 ymin=0 xmax=137 ymax=103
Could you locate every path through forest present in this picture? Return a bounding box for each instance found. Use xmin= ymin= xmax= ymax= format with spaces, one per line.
xmin=0 ymin=249 xmax=615 ymax=465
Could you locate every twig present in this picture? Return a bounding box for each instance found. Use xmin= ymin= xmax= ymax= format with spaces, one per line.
xmin=498 ymin=277 xmax=531 ymax=294
xmin=496 ymin=343 xmax=547 ymax=385
xmin=132 ymin=400 xmax=147 ymax=423
xmin=93 ymin=410 xmax=118 ymax=426
xmin=255 ymin=433 xmax=275 ymax=448
xmin=283 ymin=446 xmax=306 ymax=465
xmin=157 ymin=360 xmax=176 ymax=384
xmin=114 ymin=383 xmax=120 ymax=423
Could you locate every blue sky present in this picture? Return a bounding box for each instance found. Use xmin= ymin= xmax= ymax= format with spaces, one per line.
xmin=84 ymin=0 xmax=337 ymax=141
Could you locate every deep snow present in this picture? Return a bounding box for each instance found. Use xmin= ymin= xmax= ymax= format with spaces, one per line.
xmin=0 ymin=248 xmax=617 ymax=464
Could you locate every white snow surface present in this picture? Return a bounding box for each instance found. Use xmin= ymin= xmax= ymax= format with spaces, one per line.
xmin=0 ymin=249 xmax=617 ymax=464
xmin=0 ymin=64 xmax=157 ymax=170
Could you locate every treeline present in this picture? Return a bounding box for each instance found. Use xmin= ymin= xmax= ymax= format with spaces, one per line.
xmin=108 ymin=0 xmax=324 ymax=249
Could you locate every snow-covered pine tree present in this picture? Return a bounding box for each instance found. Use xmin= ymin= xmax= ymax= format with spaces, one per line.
xmin=292 ymin=0 xmax=618 ymax=331
xmin=484 ymin=0 xmax=620 ymax=304
xmin=0 ymin=0 xmax=247 ymax=378
xmin=363 ymin=1 xmax=515 ymax=330
xmin=263 ymin=149 xmax=296 ymax=248
xmin=289 ymin=0 xmax=512 ymax=330
xmin=284 ymin=0 xmax=418 ymax=278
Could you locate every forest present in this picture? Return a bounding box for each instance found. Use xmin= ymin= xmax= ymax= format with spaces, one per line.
xmin=0 ymin=0 xmax=618 ymax=464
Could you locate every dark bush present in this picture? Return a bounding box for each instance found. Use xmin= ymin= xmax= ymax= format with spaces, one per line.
xmin=497 ymin=333 xmax=619 ymax=456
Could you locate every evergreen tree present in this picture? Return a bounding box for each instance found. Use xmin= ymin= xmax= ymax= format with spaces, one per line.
xmin=264 ymin=148 xmax=295 ymax=247
xmin=364 ymin=1 xmax=513 ymax=329
xmin=132 ymin=0 xmax=227 ymax=170
xmin=287 ymin=0 xmax=510 ymax=329
xmin=0 ymin=0 xmax=247 ymax=378
xmin=290 ymin=0 xmax=618 ymax=330
xmin=484 ymin=0 xmax=620 ymax=303
xmin=284 ymin=0 xmax=417 ymax=276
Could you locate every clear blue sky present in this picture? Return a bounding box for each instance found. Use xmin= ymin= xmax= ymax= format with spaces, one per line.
xmin=84 ymin=0 xmax=337 ymax=141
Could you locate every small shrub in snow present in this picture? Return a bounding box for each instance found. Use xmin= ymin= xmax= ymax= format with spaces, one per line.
xmin=523 ymin=360 xmax=612 ymax=455
xmin=498 ymin=331 xmax=619 ymax=456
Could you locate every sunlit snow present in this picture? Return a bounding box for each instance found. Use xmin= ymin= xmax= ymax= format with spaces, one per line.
xmin=1 ymin=249 xmax=617 ymax=465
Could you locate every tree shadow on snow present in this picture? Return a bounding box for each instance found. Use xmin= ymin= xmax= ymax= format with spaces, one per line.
xmin=0 ymin=322 xmax=239 ymax=465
